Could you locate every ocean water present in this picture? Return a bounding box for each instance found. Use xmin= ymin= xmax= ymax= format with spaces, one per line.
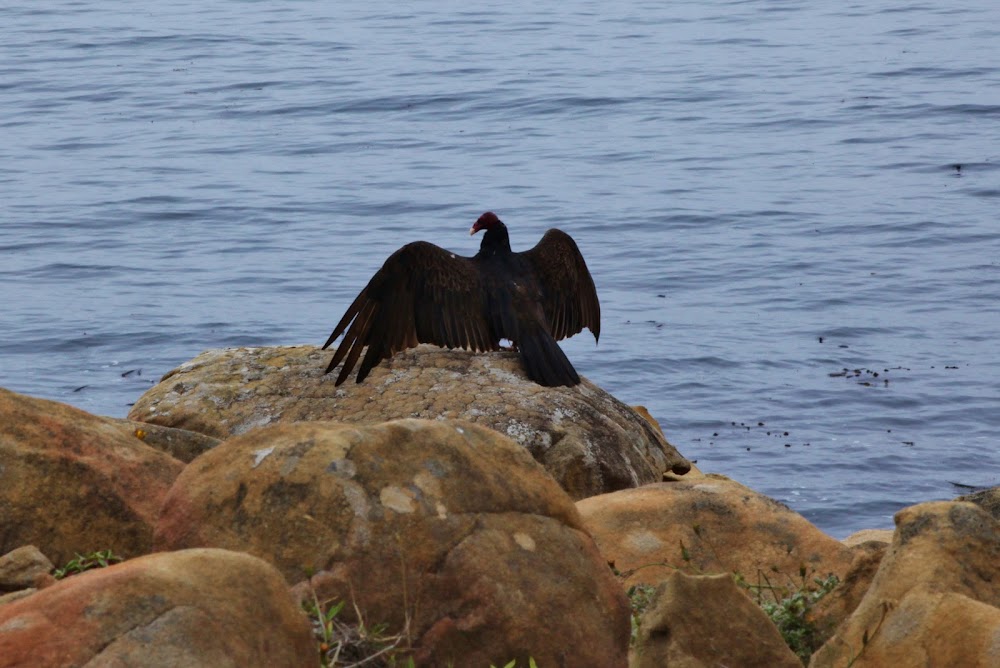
xmin=3 ymin=1 xmax=998 ymax=537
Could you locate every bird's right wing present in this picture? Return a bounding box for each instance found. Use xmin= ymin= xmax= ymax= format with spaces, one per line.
xmin=520 ymin=229 xmax=601 ymax=342
xmin=322 ymin=241 xmax=499 ymax=385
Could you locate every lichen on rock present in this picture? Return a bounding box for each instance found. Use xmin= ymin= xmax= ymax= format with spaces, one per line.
xmin=128 ymin=344 xmax=691 ymax=499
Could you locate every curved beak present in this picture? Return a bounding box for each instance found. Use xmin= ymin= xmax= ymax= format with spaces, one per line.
xmin=469 ymin=225 xmax=479 ymax=236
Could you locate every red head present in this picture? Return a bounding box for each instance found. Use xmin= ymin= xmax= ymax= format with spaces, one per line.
xmin=470 ymin=211 xmax=502 ymax=235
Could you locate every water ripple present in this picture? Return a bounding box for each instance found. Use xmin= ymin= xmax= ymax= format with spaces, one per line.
xmin=2 ymin=0 xmax=999 ymax=537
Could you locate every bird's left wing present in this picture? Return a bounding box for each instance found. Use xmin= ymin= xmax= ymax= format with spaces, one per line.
xmin=322 ymin=241 xmax=498 ymax=385
xmin=520 ymin=229 xmax=601 ymax=342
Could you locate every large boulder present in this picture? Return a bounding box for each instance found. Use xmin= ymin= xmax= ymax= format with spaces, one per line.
xmin=0 ymin=548 xmax=316 ymax=667
xmin=633 ymin=571 xmax=801 ymax=668
xmin=127 ymin=345 xmax=689 ymax=499
xmin=0 ymin=388 xmax=184 ymax=564
xmin=810 ymin=501 xmax=1000 ymax=668
xmin=154 ymin=419 xmax=630 ymax=667
xmin=577 ymin=475 xmax=856 ymax=588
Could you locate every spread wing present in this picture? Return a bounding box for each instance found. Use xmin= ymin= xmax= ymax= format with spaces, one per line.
xmin=519 ymin=228 xmax=600 ymax=342
xmin=322 ymin=241 xmax=500 ymax=385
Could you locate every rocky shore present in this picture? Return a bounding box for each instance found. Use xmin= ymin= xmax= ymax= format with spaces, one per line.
xmin=1 ymin=345 xmax=997 ymax=667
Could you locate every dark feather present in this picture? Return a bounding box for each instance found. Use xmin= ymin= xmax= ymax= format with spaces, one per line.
xmin=521 ymin=228 xmax=601 ymax=343
xmin=323 ymin=241 xmax=498 ymax=384
xmin=322 ymin=213 xmax=600 ymax=387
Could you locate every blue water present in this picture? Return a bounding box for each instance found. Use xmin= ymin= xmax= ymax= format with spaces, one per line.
xmin=3 ymin=1 xmax=998 ymax=538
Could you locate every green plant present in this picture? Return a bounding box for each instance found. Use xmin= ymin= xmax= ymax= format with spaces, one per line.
xmin=736 ymin=567 xmax=840 ymax=664
xmin=625 ymin=582 xmax=658 ymax=645
xmin=610 ymin=531 xmax=717 ymax=649
xmin=304 ymin=591 xmax=413 ymax=667
xmin=490 ymin=659 xmax=538 ymax=668
xmin=53 ymin=550 xmax=124 ymax=579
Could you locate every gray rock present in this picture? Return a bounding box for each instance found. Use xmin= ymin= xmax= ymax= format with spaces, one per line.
xmin=0 ymin=546 xmax=53 ymax=593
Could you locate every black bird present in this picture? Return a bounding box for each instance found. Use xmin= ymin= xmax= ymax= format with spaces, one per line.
xmin=322 ymin=211 xmax=600 ymax=387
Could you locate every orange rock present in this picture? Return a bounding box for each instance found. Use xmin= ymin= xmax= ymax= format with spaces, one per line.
xmin=841 ymin=528 xmax=893 ymax=547
xmin=0 ymin=548 xmax=315 ymax=667
xmin=633 ymin=571 xmax=801 ymax=668
xmin=807 ymin=541 xmax=887 ymax=650
xmin=155 ymin=419 xmax=630 ymax=666
xmin=127 ymin=345 xmax=691 ymax=498
xmin=811 ymin=501 xmax=1000 ymax=668
xmin=0 ymin=388 xmax=183 ymax=564
xmin=577 ymin=475 xmax=855 ymax=588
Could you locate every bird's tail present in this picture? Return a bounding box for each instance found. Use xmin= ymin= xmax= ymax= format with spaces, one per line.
xmin=517 ymin=328 xmax=581 ymax=387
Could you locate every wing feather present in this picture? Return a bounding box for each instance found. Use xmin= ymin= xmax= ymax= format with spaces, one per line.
xmin=325 ymin=298 xmax=369 ymax=375
xmin=323 ymin=241 xmax=496 ymax=384
xmin=323 ymin=289 xmax=366 ymax=351
xmin=334 ymin=301 xmax=377 ymax=385
xmin=442 ymin=292 xmax=457 ymax=347
xmin=475 ymin=319 xmax=488 ymax=352
xmin=448 ymin=293 xmax=464 ymax=348
xmin=519 ymin=229 xmax=601 ymax=342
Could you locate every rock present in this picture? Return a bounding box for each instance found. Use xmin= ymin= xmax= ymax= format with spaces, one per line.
xmin=631 ymin=405 xmax=664 ymax=435
xmin=633 ymin=571 xmax=801 ymax=668
xmin=957 ymin=486 xmax=1000 ymax=520
xmin=631 ymin=404 xmax=705 ymax=481
xmin=0 ymin=548 xmax=316 ymax=668
xmin=0 ymin=546 xmax=54 ymax=593
xmin=0 ymin=388 xmax=184 ymax=564
xmin=107 ymin=418 xmax=220 ymax=463
xmin=0 ymin=590 xmax=36 ymax=607
xmin=155 ymin=419 xmax=630 ymax=667
xmin=810 ymin=501 xmax=1000 ymax=668
xmin=841 ymin=529 xmax=893 ymax=547
xmin=577 ymin=475 xmax=856 ymax=589
xmin=807 ymin=541 xmax=887 ymax=653
xmin=127 ymin=345 xmax=690 ymax=499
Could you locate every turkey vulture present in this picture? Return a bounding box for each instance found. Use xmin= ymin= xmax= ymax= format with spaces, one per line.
xmin=321 ymin=212 xmax=600 ymax=387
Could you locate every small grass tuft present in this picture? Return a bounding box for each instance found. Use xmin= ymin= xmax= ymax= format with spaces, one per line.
xmin=625 ymin=582 xmax=658 ymax=645
xmin=53 ymin=550 xmax=124 ymax=579
xmin=489 ymin=659 xmax=538 ymax=668
xmin=304 ymin=590 xmax=413 ymax=667
xmin=736 ymin=569 xmax=840 ymax=664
